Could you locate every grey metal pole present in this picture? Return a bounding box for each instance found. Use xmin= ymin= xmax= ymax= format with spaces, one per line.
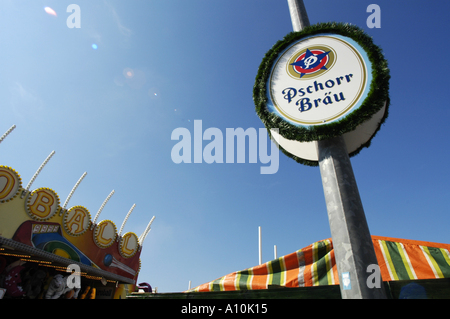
xmin=259 ymin=226 xmax=262 ymax=265
xmin=287 ymin=0 xmax=310 ymax=31
xmin=286 ymin=0 xmax=387 ymax=299
xmin=317 ymin=137 xmax=387 ymax=298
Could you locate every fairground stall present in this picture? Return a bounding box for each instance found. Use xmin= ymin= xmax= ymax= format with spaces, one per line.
xmin=0 ymin=159 xmax=153 ymax=299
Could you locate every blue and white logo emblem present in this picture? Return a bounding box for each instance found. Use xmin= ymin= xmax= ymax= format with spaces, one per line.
xmin=287 ymin=45 xmax=335 ymax=79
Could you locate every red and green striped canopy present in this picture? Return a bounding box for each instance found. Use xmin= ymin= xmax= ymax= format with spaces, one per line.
xmin=188 ymin=236 xmax=450 ymax=292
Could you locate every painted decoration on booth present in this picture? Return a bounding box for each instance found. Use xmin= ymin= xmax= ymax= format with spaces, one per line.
xmin=0 ymin=165 xmax=143 ymax=281
xmin=268 ymin=35 xmax=370 ymax=126
xmin=94 ymin=220 xmax=117 ymax=249
xmin=63 ymin=206 xmax=91 ymax=236
xmin=26 ymin=188 xmax=60 ymax=221
xmin=0 ymin=166 xmax=22 ymax=203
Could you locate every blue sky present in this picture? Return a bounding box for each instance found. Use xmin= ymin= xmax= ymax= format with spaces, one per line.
xmin=1 ymin=0 xmax=449 ymax=293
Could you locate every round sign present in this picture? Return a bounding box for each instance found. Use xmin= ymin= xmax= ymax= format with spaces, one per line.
xmin=63 ymin=206 xmax=91 ymax=237
xmin=26 ymin=188 xmax=60 ymax=221
xmin=94 ymin=220 xmax=117 ymax=249
xmin=0 ymin=166 xmax=22 ymax=203
xmin=269 ymin=35 xmax=369 ymax=126
xmin=254 ymin=23 xmax=390 ymax=166
xmin=119 ymin=232 xmax=139 ymax=258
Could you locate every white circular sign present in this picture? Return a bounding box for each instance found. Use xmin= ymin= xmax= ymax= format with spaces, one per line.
xmin=268 ymin=35 xmax=371 ymax=127
xmin=94 ymin=220 xmax=117 ymax=249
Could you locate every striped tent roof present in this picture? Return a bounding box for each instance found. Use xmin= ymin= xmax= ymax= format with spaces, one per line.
xmin=188 ymin=236 xmax=450 ymax=292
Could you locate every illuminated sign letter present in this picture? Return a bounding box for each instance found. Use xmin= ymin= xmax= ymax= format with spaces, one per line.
xmin=26 ymin=188 xmax=59 ymax=221
xmin=0 ymin=166 xmax=22 ymax=202
xmin=119 ymin=232 xmax=139 ymax=258
xmin=63 ymin=206 xmax=91 ymax=236
xmin=94 ymin=220 xmax=117 ymax=249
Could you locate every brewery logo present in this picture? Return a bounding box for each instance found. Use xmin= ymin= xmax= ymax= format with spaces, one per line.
xmin=287 ymin=45 xmax=335 ymax=79
xmin=269 ymin=35 xmax=368 ymax=126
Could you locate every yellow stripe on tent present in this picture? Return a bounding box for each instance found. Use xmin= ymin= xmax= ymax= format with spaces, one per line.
xmin=442 ymin=249 xmax=450 ymax=268
xmin=420 ymin=246 xmax=444 ymax=278
xmin=311 ymin=242 xmax=319 ymax=286
xmin=325 ymin=252 xmax=335 ymax=285
xmin=280 ymin=256 xmax=287 ymax=287
xmin=379 ymin=240 xmax=398 ymax=280
xmin=395 ymin=242 xmax=417 ymax=280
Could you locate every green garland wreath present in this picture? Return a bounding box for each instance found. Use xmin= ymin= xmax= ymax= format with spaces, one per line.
xmin=253 ymin=22 xmax=390 ymax=166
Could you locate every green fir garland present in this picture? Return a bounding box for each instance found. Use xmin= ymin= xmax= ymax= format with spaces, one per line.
xmin=253 ymin=22 xmax=390 ymax=166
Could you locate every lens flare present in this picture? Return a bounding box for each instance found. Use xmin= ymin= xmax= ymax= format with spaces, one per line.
xmin=44 ymin=7 xmax=57 ymax=17
xmin=92 ymin=44 xmax=98 ymax=50
xmin=123 ymin=68 xmax=134 ymax=79
xmin=149 ymin=87 xmax=160 ymax=100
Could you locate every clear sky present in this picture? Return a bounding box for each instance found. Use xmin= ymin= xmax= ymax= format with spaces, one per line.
xmin=1 ymin=0 xmax=449 ymax=293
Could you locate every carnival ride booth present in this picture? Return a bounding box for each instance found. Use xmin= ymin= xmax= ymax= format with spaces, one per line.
xmin=0 ymin=164 xmax=152 ymax=299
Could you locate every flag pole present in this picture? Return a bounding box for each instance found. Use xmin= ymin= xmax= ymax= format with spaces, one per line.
xmin=258 ymin=226 xmax=262 ymax=265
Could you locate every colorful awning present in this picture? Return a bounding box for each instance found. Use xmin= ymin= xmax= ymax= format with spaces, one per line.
xmin=188 ymin=236 xmax=450 ymax=292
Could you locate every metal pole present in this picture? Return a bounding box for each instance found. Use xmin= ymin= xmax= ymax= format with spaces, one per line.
xmin=286 ymin=0 xmax=386 ymax=299
xmin=287 ymin=0 xmax=310 ymax=31
xmin=258 ymin=226 xmax=262 ymax=265
xmin=317 ymin=137 xmax=386 ymax=298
